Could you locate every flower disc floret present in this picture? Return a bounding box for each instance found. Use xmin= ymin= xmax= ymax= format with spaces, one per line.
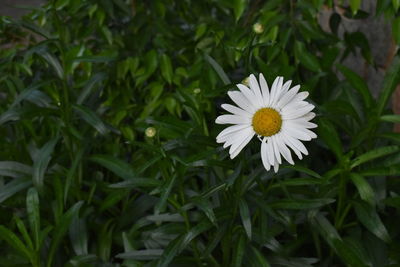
xmin=252 ymin=108 xmax=281 ymax=137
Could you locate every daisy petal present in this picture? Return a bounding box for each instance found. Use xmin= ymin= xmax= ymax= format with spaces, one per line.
xmin=276 ymin=85 xmax=300 ymax=109
xmin=215 ymin=114 xmax=251 ymax=124
xmin=237 ymin=84 xmax=260 ymax=109
xmin=230 ymin=130 xmax=255 ymax=159
xmin=261 ymin=138 xmax=271 ymax=171
xmin=282 ymin=104 xmax=315 ymax=120
xmin=259 ymin=73 xmax=270 ymax=106
xmin=269 ymin=76 xmax=282 ymax=107
xmin=272 ymin=135 xmax=282 ymax=164
xmin=221 ymin=104 xmax=252 ymax=118
xmin=275 ymin=134 xmax=294 ymax=165
xmin=249 ymin=74 xmax=264 ymax=107
xmin=228 ymin=91 xmax=253 ymax=111
xmin=266 ymin=138 xmax=275 ymax=166
xmin=216 ymin=124 xmax=251 ymax=143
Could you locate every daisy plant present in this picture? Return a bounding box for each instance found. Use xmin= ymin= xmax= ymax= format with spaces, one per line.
xmin=216 ymin=74 xmax=317 ymax=172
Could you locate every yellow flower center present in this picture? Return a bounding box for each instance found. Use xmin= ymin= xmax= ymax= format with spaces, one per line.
xmin=252 ymin=108 xmax=282 ymax=137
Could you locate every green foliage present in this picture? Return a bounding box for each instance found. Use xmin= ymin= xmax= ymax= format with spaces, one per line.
xmin=0 ymin=0 xmax=400 ymax=266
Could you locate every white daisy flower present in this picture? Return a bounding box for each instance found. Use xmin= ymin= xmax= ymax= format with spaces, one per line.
xmin=215 ymin=74 xmax=317 ymax=172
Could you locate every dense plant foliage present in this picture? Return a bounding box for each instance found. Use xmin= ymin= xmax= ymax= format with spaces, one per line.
xmin=1 ymin=0 xmax=400 ymax=266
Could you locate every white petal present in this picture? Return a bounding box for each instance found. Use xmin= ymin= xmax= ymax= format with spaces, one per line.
xmin=268 ymin=76 xmax=280 ymax=106
xmin=302 ymin=112 xmax=316 ymax=121
xmin=272 ymin=135 xmax=282 ymax=164
xmin=266 ymin=138 xmax=275 ymax=166
xmin=269 ymin=77 xmax=284 ymax=108
xmin=281 ymin=80 xmax=292 ymax=94
xmin=223 ymin=128 xmax=250 ymax=148
xmin=276 ymin=85 xmax=300 ymax=109
xmin=230 ymin=129 xmax=255 ymax=159
xmin=216 ymin=124 xmax=251 ymax=143
xmin=282 ymin=132 xmax=308 ymax=157
xmin=215 ymin=114 xmax=251 ymax=124
xmin=294 ymin=91 xmax=309 ymax=102
xmin=259 ymin=73 xmax=270 ymax=106
xmin=289 ymin=119 xmax=318 ymax=129
xmin=275 ymin=134 xmax=294 ymax=165
xmin=249 ymin=74 xmax=264 ymax=107
xmin=261 ymin=138 xmax=271 ymax=171
xmin=282 ymin=132 xmax=303 ymax=159
xmin=237 ymin=84 xmax=261 ymax=109
xmin=228 ymin=91 xmax=253 ymax=111
xmin=221 ymin=104 xmax=252 ymax=118
xmin=282 ymin=123 xmax=312 ymax=141
xmin=282 ymin=104 xmax=315 ymax=120
xmin=273 ymin=162 xmax=280 ymax=173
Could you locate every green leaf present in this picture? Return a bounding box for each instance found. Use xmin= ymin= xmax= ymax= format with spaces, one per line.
xmin=0 ymin=225 xmax=32 ymax=260
xmin=72 ymin=104 xmax=109 ymax=135
xmin=0 ymin=161 xmax=32 ymax=178
xmin=160 ymin=54 xmax=173 ymax=84
xmin=317 ymin=118 xmax=343 ymax=159
xmin=354 ymin=200 xmax=391 ymax=243
xmin=26 ymin=187 xmax=40 ymax=250
xmin=380 ymin=114 xmax=400 ymax=123
xmin=232 ymin=234 xmax=246 ymax=267
xmin=239 ymin=199 xmax=251 ymax=239
xmin=349 ymin=173 xmax=375 ymax=205
xmin=337 ymin=64 xmax=373 ymax=108
xmin=350 ymin=0 xmax=362 ymax=15
xmin=249 ymin=246 xmax=271 ymax=267
xmin=90 ymin=154 xmax=137 ymax=180
xmin=204 ymin=53 xmax=231 ymax=85
xmin=377 ymin=56 xmax=400 ymax=115
xmin=0 ymin=177 xmax=32 ymax=204
xmin=76 ymin=73 xmax=106 ymax=105
xmin=39 ymin=51 xmax=64 ymax=79
xmin=116 ymin=249 xmax=163 ymax=260
xmin=269 ymin=198 xmax=335 ymax=210
xmin=157 ymin=220 xmax=212 ymax=267
xmin=155 ymin=174 xmax=177 ymax=214
xmin=233 ymin=0 xmax=247 ymax=21
xmin=32 ymin=137 xmax=58 ymax=189
xmin=393 ymin=17 xmax=400 ymax=44
xmin=360 ymin=165 xmax=400 ymax=176
xmin=69 ymin=217 xmax=88 ymax=255
xmin=47 ymin=201 xmax=84 ymax=267
xmin=351 ymin=146 xmax=399 ymax=169
xmin=294 ymin=41 xmax=320 ymax=72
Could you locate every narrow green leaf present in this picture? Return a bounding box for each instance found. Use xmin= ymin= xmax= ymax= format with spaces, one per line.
xmin=0 ymin=161 xmax=32 ymax=178
xmin=157 ymin=220 xmax=212 ymax=267
xmin=269 ymin=198 xmax=335 ymax=210
xmin=393 ymin=17 xmax=400 ymax=44
xmin=351 ymin=146 xmax=399 ymax=169
xmin=33 ymin=137 xmax=58 ymax=189
xmin=380 ymin=114 xmax=400 ymax=123
xmin=377 ymin=56 xmax=400 ymax=115
xmin=160 ymin=54 xmax=173 ymax=84
xmin=15 ymin=216 xmax=34 ymax=251
xmin=233 ymin=0 xmax=247 ymax=21
xmin=155 ymin=174 xmax=177 ymax=214
xmin=0 ymin=109 xmax=20 ymax=125
xmin=0 ymin=177 xmax=32 ymax=204
xmin=349 ymin=173 xmax=375 ymax=205
xmin=249 ymin=246 xmax=271 ymax=267
xmin=0 ymin=225 xmax=32 ymax=260
xmin=73 ymin=104 xmax=108 ymax=135
xmin=204 ymin=53 xmax=231 ymax=85
xmin=39 ymin=51 xmax=64 ymax=79
xmin=90 ymin=154 xmax=137 ymax=180
xmin=68 ymin=254 xmax=98 ymax=266
xmin=317 ymin=118 xmax=342 ymax=159
xmin=26 ymin=187 xmax=40 ymax=250
xmin=295 ymin=41 xmax=321 ymax=72
xmin=337 ymin=64 xmax=373 ymax=108
xmin=76 ymin=73 xmax=106 ymax=105
xmin=332 ymin=239 xmax=370 ymax=267
xmin=350 ymin=0 xmax=361 ymax=15
xmin=116 ymin=249 xmax=163 ymax=260
xmin=354 ymin=200 xmax=391 ymax=243
xmin=239 ymin=199 xmax=252 ymax=239
xmin=64 ymin=148 xmax=83 ymax=204
xmin=47 ymin=201 xmax=84 ymax=267
xmin=69 ymin=217 xmax=88 ymax=255
xmin=108 ymin=179 xmax=162 ymax=188
xmin=233 ymin=234 xmax=246 ymax=267
xmin=360 ymin=165 xmax=400 ymax=176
